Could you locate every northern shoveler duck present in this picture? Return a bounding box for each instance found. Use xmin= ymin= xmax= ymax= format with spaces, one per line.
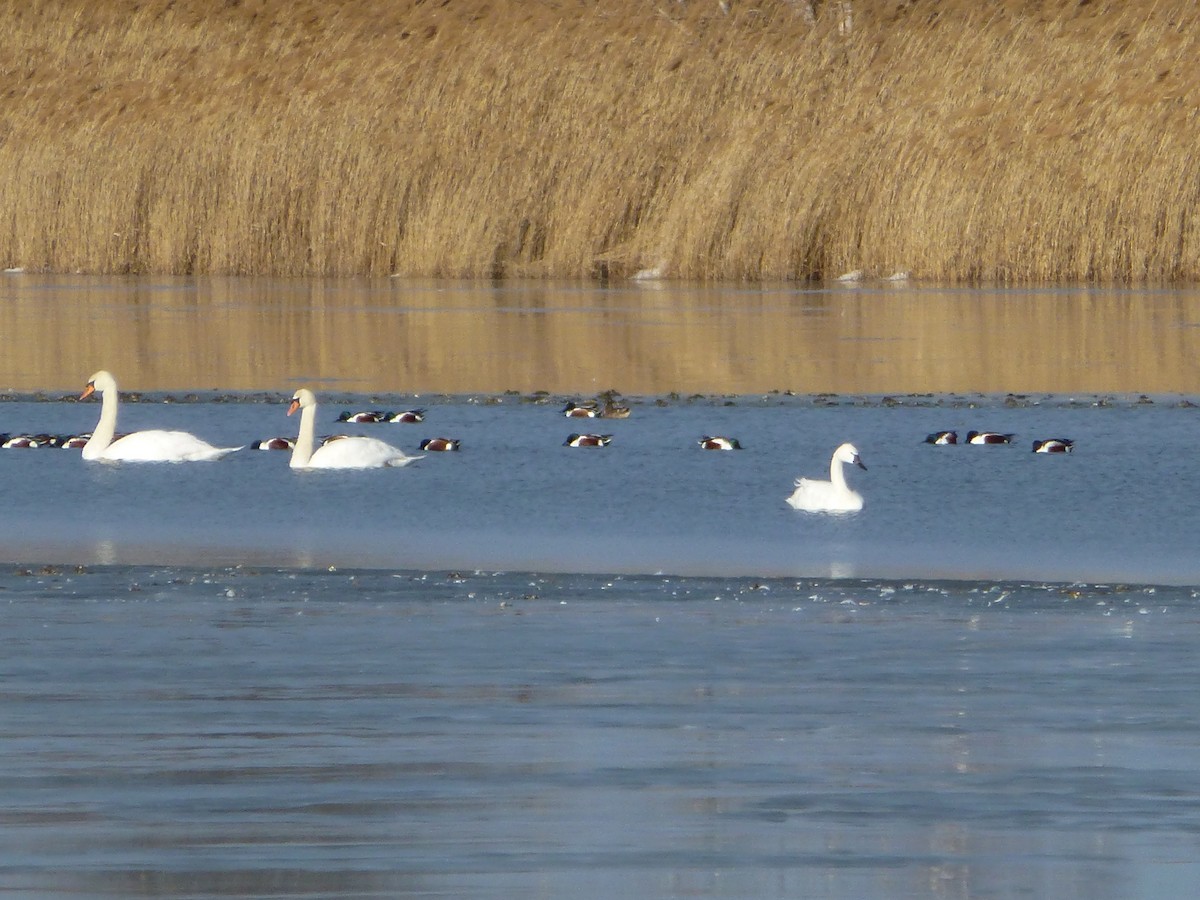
xmin=786 ymin=443 xmax=867 ymax=513
xmin=698 ymin=436 xmax=743 ymax=450
xmin=4 ymin=432 xmax=76 ymax=448
xmin=924 ymin=431 xmax=957 ymax=445
xmin=419 ymin=437 xmax=460 ymax=452
xmin=56 ymin=434 xmax=93 ymax=449
xmin=966 ymin=431 xmax=1015 ymax=444
xmin=251 ymin=437 xmax=295 ymax=450
xmin=387 ymin=409 xmax=426 ymax=424
xmin=562 ymin=401 xmax=599 ymax=418
xmin=1032 ymin=438 xmax=1074 ymax=453
xmin=564 ymin=433 xmax=612 ymax=447
xmin=1 ymin=434 xmax=46 ymax=449
xmin=337 ymin=410 xmax=389 ymax=423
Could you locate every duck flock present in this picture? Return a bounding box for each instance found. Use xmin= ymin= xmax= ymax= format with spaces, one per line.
xmin=0 ymin=371 xmax=1075 ymax=513
xmin=924 ymin=429 xmax=1074 ymax=453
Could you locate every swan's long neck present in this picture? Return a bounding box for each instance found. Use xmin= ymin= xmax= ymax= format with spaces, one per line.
xmin=290 ymin=403 xmax=317 ymax=468
xmin=82 ymin=387 xmax=118 ymax=460
xmin=830 ymin=455 xmax=848 ymax=490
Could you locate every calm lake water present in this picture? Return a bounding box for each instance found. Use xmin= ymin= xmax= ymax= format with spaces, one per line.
xmin=2 ymin=273 xmax=1199 ymax=394
xmin=1 ymin=276 xmax=1199 ymax=898
xmin=4 ymin=569 xmax=1199 ymax=899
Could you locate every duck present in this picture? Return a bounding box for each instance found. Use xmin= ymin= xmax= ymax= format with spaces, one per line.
xmin=56 ymin=434 xmax=93 ymax=449
xmin=1 ymin=433 xmax=48 ymax=449
xmin=564 ymin=433 xmax=612 ymax=447
xmin=337 ymin=410 xmax=389 ymax=423
xmin=387 ymin=409 xmax=426 ymax=424
xmin=419 ymin=437 xmax=460 ymax=452
xmin=924 ymin=430 xmax=957 ymax=445
xmin=786 ymin=443 xmax=867 ymax=513
xmin=562 ymin=401 xmax=599 ymax=418
xmin=79 ymin=371 xmax=242 ymax=462
xmin=250 ymin=437 xmax=295 ymax=450
xmin=966 ymin=431 xmax=1015 ymax=444
xmin=698 ymin=435 xmax=743 ymax=450
xmin=288 ymin=389 xmax=422 ymax=469
xmin=1032 ymin=438 xmax=1074 ymax=453
xmin=600 ymin=398 xmax=631 ymax=419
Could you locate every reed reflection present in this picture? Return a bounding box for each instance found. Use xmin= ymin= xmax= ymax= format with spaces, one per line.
xmin=1 ymin=275 xmax=1197 ymax=395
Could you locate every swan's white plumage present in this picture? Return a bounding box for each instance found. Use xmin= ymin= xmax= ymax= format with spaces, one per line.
xmin=288 ymin=388 xmax=421 ymax=469
xmin=786 ymin=442 xmax=866 ymax=513
xmin=80 ymin=371 xmax=242 ymax=462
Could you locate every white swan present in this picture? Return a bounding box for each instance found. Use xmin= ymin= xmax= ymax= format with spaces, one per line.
xmin=80 ymin=371 xmax=242 ymax=462
xmin=786 ymin=442 xmax=867 ymax=512
xmin=287 ymin=389 xmax=422 ymax=469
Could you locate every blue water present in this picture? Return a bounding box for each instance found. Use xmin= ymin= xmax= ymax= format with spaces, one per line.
xmin=2 ymin=392 xmax=1199 ymax=581
xmin=2 ymin=393 xmax=1200 ymax=898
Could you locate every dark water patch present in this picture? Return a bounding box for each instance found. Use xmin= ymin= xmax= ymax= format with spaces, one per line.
xmin=2 ymin=564 xmax=1196 ymax=612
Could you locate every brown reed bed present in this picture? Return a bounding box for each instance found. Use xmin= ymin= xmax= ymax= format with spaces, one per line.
xmin=0 ymin=0 xmax=1198 ymax=282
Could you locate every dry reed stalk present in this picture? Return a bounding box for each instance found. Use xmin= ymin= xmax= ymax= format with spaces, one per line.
xmin=1 ymin=0 xmax=1199 ymax=282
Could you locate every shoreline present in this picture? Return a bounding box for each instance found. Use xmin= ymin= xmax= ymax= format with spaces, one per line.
xmin=2 ymin=391 xmax=1198 ymax=409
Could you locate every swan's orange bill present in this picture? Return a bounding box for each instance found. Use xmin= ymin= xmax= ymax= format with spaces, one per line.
xmin=80 ymin=383 xmax=96 ymax=401
xmin=287 ymin=399 xmax=300 ymax=416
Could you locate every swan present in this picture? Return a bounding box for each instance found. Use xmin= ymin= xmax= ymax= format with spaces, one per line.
xmin=786 ymin=443 xmax=867 ymax=512
xmin=288 ymin=389 xmax=422 ymax=469
xmin=79 ymin=371 xmax=242 ymax=462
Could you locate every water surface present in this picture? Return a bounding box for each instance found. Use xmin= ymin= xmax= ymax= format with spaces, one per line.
xmin=2 ymin=276 xmax=1199 ymax=899
xmin=2 ymin=569 xmax=1199 ymax=899
xmin=1 ymin=393 xmax=1197 ymax=583
xmin=2 ymin=274 xmax=1199 ymax=394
